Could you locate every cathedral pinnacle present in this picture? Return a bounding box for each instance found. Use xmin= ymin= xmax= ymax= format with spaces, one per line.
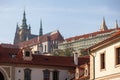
xmin=21 ymin=10 xmax=27 ymax=29
xmin=100 ymin=17 xmax=108 ymax=31
xmin=39 ymin=19 xmax=43 ymax=36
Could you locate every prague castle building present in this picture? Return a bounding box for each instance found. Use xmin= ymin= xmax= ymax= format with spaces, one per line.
xmin=58 ymin=18 xmax=120 ymax=55
xmin=13 ymin=11 xmax=64 ymax=54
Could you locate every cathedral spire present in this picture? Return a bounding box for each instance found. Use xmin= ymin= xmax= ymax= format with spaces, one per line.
xmin=100 ymin=17 xmax=108 ymax=31
xmin=21 ymin=10 xmax=27 ymax=29
xmin=39 ymin=19 xmax=43 ymax=36
xmin=115 ymin=20 xmax=119 ymax=29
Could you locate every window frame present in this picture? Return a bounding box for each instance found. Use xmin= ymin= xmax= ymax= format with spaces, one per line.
xmin=100 ymin=52 xmax=106 ymax=70
xmin=24 ymin=68 xmax=31 ymax=80
xmin=25 ymin=51 xmax=30 ymax=57
xmin=43 ymin=69 xmax=50 ymax=80
xmin=115 ymin=47 xmax=120 ymax=66
xmin=52 ymin=70 xmax=59 ymax=80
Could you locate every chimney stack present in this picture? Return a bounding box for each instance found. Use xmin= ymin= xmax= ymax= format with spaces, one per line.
xmin=74 ymin=52 xmax=78 ymax=65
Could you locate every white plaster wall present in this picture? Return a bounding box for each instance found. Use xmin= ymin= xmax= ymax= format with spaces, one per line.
xmin=42 ymin=41 xmax=48 ymax=52
xmin=15 ymin=67 xmax=68 ymax=80
xmin=93 ymin=41 xmax=120 ymax=79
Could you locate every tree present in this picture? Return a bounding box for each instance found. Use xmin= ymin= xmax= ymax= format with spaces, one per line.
xmin=52 ymin=43 xmax=75 ymax=56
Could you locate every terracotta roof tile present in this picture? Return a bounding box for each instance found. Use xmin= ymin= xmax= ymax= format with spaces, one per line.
xmin=89 ymin=30 xmax=120 ymax=51
xmin=65 ymin=28 xmax=120 ymax=42
xmin=0 ymin=45 xmax=89 ymax=67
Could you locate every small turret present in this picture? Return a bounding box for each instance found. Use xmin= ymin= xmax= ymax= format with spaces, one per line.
xmin=100 ymin=17 xmax=108 ymax=31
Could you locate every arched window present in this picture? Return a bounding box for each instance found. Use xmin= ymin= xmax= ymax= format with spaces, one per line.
xmin=24 ymin=68 xmax=31 ymax=80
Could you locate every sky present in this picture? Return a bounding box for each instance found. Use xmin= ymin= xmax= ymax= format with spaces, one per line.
xmin=0 ymin=0 xmax=120 ymax=44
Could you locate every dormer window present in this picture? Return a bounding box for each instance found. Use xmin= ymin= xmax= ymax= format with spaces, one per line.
xmin=25 ymin=51 xmax=30 ymax=57
xmin=22 ymin=48 xmax=33 ymax=61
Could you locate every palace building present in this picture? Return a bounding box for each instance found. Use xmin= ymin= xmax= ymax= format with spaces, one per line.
xmin=58 ymin=18 xmax=120 ymax=55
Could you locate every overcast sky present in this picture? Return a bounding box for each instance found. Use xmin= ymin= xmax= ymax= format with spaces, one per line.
xmin=0 ymin=0 xmax=120 ymax=44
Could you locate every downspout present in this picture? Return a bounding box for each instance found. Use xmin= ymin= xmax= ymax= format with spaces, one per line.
xmin=88 ymin=49 xmax=95 ymax=80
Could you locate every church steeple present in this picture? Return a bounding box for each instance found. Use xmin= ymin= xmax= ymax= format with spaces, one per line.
xmin=21 ymin=10 xmax=27 ymax=29
xmin=100 ymin=17 xmax=108 ymax=31
xmin=115 ymin=20 xmax=119 ymax=29
xmin=39 ymin=19 xmax=43 ymax=36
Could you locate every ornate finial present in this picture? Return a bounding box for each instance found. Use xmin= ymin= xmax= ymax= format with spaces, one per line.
xmin=100 ymin=17 xmax=108 ymax=31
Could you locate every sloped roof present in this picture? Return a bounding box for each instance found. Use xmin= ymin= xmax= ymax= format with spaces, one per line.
xmin=89 ymin=30 xmax=120 ymax=52
xmin=0 ymin=45 xmax=89 ymax=68
xmin=17 ymin=30 xmax=64 ymax=48
xmin=65 ymin=28 xmax=120 ymax=42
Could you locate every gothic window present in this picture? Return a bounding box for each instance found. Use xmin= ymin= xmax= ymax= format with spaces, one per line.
xmin=116 ymin=47 xmax=120 ymax=65
xmin=43 ymin=69 xmax=50 ymax=80
xmin=24 ymin=68 xmax=31 ymax=80
xmin=52 ymin=70 xmax=59 ymax=80
xmin=25 ymin=51 xmax=30 ymax=57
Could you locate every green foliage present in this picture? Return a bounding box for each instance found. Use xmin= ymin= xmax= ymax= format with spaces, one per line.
xmin=52 ymin=43 xmax=74 ymax=56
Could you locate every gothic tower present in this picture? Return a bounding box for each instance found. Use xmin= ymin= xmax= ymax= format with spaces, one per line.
xmin=14 ymin=10 xmax=31 ymax=44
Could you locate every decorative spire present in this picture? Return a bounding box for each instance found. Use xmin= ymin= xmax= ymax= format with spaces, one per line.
xmin=16 ymin=23 xmax=19 ymax=32
xmin=21 ymin=10 xmax=27 ymax=29
xmin=100 ymin=17 xmax=108 ymax=31
xmin=39 ymin=19 xmax=43 ymax=36
xmin=115 ymin=20 xmax=119 ymax=29
xmin=29 ymin=24 xmax=31 ymax=34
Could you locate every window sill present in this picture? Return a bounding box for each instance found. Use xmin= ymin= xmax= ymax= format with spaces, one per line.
xmin=115 ymin=64 xmax=120 ymax=68
xmin=100 ymin=68 xmax=106 ymax=72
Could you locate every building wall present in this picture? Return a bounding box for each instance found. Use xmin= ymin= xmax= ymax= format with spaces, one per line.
xmin=90 ymin=41 xmax=120 ymax=80
xmin=15 ymin=67 xmax=68 ymax=80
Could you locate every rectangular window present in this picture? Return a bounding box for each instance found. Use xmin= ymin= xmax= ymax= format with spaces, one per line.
xmin=116 ymin=47 xmax=120 ymax=65
xmin=24 ymin=68 xmax=31 ymax=80
xmin=43 ymin=70 xmax=50 ymax=80
xmin=100 ymin=53 xmax=105 ymax=69
xmin=52 ymin=71 xmax=59 ymax=80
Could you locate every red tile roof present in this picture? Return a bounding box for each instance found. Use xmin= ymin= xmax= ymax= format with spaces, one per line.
xmin=0 ymin=45 xmax=89 ymax=67
xmin=65 ymin=28 xmax=120 ymax=42
xmin=89 ymin=30 xmax=120 ymax=51
xmin=17 ymin=30 xmax=64 ymax=48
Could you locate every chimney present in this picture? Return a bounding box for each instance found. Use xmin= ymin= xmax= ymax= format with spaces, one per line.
xmin=74 ymin=53 xmax=78 ymax=65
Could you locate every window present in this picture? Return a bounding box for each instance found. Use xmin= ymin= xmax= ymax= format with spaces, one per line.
xmin=24 ymin=68 xmax=31 ymax=80
xmin=9 ymin=53 xmax=16 ymax=58
xmin=116 ymin=47 xmax=120 ymax=65
xmin=43 ymin=69 xmax=50 ymax=80
xmin=100 ymin=53 xmax=105 ymax=69
xmin=45 ymin=45 xmax=46 ymax=52
xmin=52 ymin=70 xmax=59 ymax=80
xmin=25 ymin=51 xmax=30 ymax=57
